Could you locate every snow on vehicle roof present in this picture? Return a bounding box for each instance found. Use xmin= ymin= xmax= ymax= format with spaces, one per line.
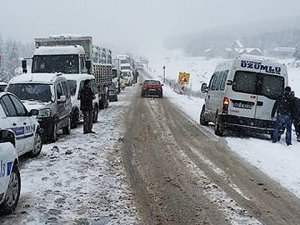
xmin=62 ymin=74 xmax=95 ymax=81
xmin=0 ymin=82 xmax=7 ymax=85
xmin=8 ymin=73 xmax=65 ymax=84
xmin=34 ymin=46 xmax=85 ymax=55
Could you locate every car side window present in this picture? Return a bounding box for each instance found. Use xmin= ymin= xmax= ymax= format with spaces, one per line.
xmin=61 ymin=81 xmax=69 ymax=98
xmin=56 ymin=83 xmax=63 ymax=100
xmin=0 ymin=95 xmax=17 ymax=117
xmin=220 ymin=70 xmax=229 ymax=91
xmin=215 ymin=72 xmax=222 ymax=91
xmin=9 ymin=95 xmax=27 ymax=116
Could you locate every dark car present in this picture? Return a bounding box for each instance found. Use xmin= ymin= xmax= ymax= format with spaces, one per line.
xmin=141 ymin=80 xmax=163 ymax=98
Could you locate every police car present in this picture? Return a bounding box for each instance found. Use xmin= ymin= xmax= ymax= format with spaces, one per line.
xmin=0 ymin=92 xmax=42 ymax=157
xmin=0 ymin=129 xmax=21 ymax=215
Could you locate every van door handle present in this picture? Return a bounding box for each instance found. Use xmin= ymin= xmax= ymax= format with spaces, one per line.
xmin=23 ymin=122 xmax=27 ymax=125
xmin=13 ymin=123 xmax=17 ymax=126
xmin=257 ymin=101 xmax=263 ymax=106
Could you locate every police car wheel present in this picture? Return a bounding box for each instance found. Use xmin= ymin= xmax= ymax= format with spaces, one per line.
xmin=0 ymin=166 xmax=21 ymax=215
xmin=28 ymin=132 xmax=42 ymax=158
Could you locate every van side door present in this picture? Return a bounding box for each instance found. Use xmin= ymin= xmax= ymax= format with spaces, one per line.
xmin=255 ymin=74 xmax=284 ymax=120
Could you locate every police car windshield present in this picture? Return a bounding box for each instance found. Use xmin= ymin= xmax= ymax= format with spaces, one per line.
xmin=233 ymin=71 xmax=284 ymax=100
xmin=32 ymin=54 xmax=79 ymax=74
xmin=7 ymin=84 xmax=52 ymax=102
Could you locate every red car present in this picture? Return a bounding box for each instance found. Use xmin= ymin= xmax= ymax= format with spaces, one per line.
xmin=141 ymin=80 xmax=163 ymax=98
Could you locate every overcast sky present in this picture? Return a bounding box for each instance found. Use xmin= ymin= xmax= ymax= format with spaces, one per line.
xmin=0 ymin=0 xmax=299 ymax=55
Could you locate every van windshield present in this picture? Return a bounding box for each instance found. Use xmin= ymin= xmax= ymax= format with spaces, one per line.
xmin=233 ymin=71 xmax=284 ymax=100
xmin=7 ymin=83 xmax=53 ymax=102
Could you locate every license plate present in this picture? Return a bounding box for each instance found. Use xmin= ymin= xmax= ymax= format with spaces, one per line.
xmin=149 ymin=89 xmax=156 ymax=91
xmin=233 ymin=102 xmax=253 ymax=109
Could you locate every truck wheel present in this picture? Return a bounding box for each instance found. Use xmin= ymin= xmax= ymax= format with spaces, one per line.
xmin=28 ymin=132 xmax=42 ymax=158
xmin=0 ymin=166 xmax=21 ymax=215
xmin=214 ymin=115 xmax=225 ymax=136
xmin=200 ymin=105 xmax=209 ymax=126
xmin=63 ymin=116 xmax=71 ymax=135
xmin=93 ymin=106 xmax=99 ymax=123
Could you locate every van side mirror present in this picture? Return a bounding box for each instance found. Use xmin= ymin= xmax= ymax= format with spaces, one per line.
xmin=57 ymin=95 xmax=67 ymax=103
xmin=22 ymin=59 xmax=27 ymax=73
xmin=201 ymin=83 xmax=208 ymax=93
xmin=29 ymin=109 xmax=39 ymax=116
xmin=0 ymin=129 xmax=16 ymax=147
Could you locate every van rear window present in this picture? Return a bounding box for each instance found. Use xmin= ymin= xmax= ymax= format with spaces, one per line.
xmin=233 ymin=71 xmax=284 ymax=100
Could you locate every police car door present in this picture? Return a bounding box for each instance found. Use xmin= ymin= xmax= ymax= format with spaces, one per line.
xmin=9 ymin=94 xmax=35 ymax=153
xmin=0 ymin=94 xmax=26 ymax=154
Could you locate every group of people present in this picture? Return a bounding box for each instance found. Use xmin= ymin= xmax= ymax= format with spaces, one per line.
xmin=271 ymin=86 xmax=300 ymax=145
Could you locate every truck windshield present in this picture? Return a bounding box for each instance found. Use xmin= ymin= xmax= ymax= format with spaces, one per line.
xmin=233 ymin=71 xmax=284 ymax=100
xmin=32 ymin=54 xmax=79 ymax=74
xmin=7 ymin=84 xmax=52 ymax=102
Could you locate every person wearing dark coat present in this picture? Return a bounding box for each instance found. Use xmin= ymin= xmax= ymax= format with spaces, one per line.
xmin=271 ymin=86 xmax=294 ymax=145
xmin=79 ymin=79 xmax=95 ymax=134
xmin=291 ymin=93 xmax=300 ymax=141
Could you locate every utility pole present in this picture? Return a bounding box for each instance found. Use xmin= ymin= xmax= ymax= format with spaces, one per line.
xmin=163 ymin=66 xmax=166 ymax=83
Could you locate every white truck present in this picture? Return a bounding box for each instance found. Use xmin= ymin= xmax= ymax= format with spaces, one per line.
xmin=29 ymin=35 xmax=113 ymax=109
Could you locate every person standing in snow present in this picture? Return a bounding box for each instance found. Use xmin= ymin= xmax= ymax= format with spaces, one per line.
xmin=79 ymin=79 xmax=95 ymax=134
xmin=271 ymin=86 xmax=294 ymax=145
xmin=291 ymin=91 xmax=300 ymax=142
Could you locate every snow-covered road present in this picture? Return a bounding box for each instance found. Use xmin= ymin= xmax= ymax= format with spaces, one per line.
xmin=0 ymin=87 xmax=140 ymax=225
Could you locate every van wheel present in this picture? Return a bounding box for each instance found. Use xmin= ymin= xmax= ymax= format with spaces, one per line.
xmin=0 ymin=166 xmax=21 ymax=215
xmin=63 ymin=116 xmax=71 ymax=135
xmin=71 ymin=109 xmax=79 ymax=129
xmin=214 ymin=115 xmax=225 ymax=136
xmin=200 ymin=105 xmax=209 ymax=126
xmin=49 ymin=122 xmax=58 ymax=143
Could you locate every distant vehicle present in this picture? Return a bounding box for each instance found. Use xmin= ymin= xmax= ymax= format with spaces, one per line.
xmin=122 ymin=70 xmax=134 ymax=86
xmin=64 ymin=74 xmax=100 ymax=128
xmin=0 ymin=129 xmax=20 ymax=215
xmin=200 ymin=54 xmax=288 ymax=136
xmin=7 ymin=73 xmax=72 ymax=142
xmin=141 ymin=80 xmax=163 ymax=98
xmin=0 ymin=82 xmax=7 ymax=92
xmin=108 ymin=83 xmax=118 ymax=102
xmin=0 ymin=92 xmax=42 ymax=157
xmin=112 ymin=68 xmax=121 ymax=93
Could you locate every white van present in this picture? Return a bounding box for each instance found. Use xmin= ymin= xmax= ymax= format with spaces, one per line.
xmin=63 ymin=74 xmax=99 ymax=128
xmin=200 ymin=54 xmax=288 ymax=136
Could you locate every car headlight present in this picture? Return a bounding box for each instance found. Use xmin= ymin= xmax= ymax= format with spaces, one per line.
xmin=37 ymin=108 xmax=51 ymax=118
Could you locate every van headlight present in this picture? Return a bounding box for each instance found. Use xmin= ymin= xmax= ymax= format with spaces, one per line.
xmin=37 ymin=108 xmax=51 ymax=118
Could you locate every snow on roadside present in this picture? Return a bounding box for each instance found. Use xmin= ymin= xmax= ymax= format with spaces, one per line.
xmin=0 ymin=87 xmax=140 ymax=225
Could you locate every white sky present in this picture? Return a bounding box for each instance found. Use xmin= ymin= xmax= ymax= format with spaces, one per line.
xmin=0 ymin=0 xmax=299 ymax=54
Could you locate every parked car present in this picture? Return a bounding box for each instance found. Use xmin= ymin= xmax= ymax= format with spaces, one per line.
xmin=200 ymin=54 xmax=288 ymax=136
xmin=0 ymin=82 xmax=7 ymax=92
xmin=0 ymin=92 xmax=42 ymax=157
xmin=0 ymin=129 xmax=21 ymax=215
xmin=141 ymin=80 xmax=163 ymax=98
xmin=108 ymin=83 xmax=118 ymax=102
xmin=6 ymin=73 xmax=72 ymax=142
xmin=64 ymin=74 xmax=99 ymax=128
